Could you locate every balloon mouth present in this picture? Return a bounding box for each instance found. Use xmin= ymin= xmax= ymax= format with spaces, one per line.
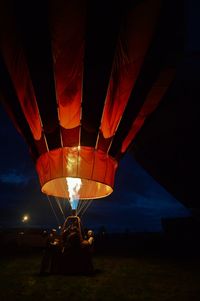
xmin=36 ymin=146 xmax=118 ymax=199
xmin=41 ymin=177 xmax=113 ymax=199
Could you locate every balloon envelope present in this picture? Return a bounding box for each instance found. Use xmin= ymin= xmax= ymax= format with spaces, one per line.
xmin=0 ymin=0 xmax=183 ymax=199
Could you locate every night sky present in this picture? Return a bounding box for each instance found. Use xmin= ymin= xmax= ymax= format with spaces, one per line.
xmin=0 ymin=0 xmax=199 ymax=233
xmin=0 ymin=106 xmax=190 ymax=232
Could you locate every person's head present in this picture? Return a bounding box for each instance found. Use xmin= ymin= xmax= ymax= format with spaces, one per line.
xmin=50 ymin=228 xmax=57 ymax=237
xmin=87 ymin=230 xmax=94 ymax=237
xmin=42 ymin=230 xmax=48 ymax=238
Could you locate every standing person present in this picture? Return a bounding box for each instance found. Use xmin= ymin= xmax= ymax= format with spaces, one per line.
xmin=39 ymin=229 xmax=57 ymax=275
xmin=61 ymin=223 xmax=83 ymax=274
xmin=87 ymin=230 xmax=94 ymax=251
xmin=81 ymin=229 xmax=95 ymax=274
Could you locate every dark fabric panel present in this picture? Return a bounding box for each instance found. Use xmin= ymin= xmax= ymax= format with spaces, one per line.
xmin=0 ymin=54 xmax=39 ymax=160
xmin=132 ymin=79 xmax=200 ymax=208
xmin=34 ymin=133 xmax=48 ymax=156
xmin=14 ymin=0 xmax=61 ymax=150
xmin=109 ymin=0 xmax=185 ymax=158
xmin=61 ymin=126 xmax=80 ymax=148
xmin=97 ymin=131 xmax=113 ymax=153
xmin=80 ymin=126 xmax=98 ymax=147
xmin=45 ymin=126 xmax=61 ymax=151
xmin=81 ymin=0 xmax=123 ymax=147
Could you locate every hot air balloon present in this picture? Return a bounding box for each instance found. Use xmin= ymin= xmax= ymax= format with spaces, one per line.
xmin=0 ymin=0 xmax=184 ymax=204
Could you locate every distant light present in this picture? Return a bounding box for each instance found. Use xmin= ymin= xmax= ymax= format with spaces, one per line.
xmin=22 ymin=214 xmax=29 ymax=223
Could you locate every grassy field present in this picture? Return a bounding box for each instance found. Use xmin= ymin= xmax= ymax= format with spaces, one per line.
xmin=0 ymin=250 xmax=200 ymax=301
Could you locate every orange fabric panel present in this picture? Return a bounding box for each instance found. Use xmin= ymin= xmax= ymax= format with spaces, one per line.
xmin=101 ymin=0 xmax=161 ymax=139
xmin=63 ymin=147 xmax=79 ymax=178
xmin=49 ymin=148 xmax=65 ymax=178
xmin=42 ymin=178 xmax=113 ymax=200
xmin=36 ymin=147 xmax=118 ymax=199
xmin=51 ymin=0 xmax=85 ymax=129
xmin=121 ymin=68 xmax=175 ymax=153
xmin=78 ymin=147 xmax=94 ymax=179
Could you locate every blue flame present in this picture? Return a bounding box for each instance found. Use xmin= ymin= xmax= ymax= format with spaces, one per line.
xmin=71 ymin=199 xmax=79 ymax=210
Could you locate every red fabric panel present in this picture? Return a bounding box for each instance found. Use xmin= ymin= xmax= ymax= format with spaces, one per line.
xmin=92 ymin=151 xmax=108 ymax=183
xmin=1 ymin=49 xmax=42 ymax=141
xmin=51 ymin=0 xmax=85 ymax=129
xmin=121 ymin=117 xmax=145 ymax=154
xmin=0 ymin=6 xmax=42 ymax=141
xmin=101 ymin=0 xmax=161 ymax=139
xmin=121 ymin=68 xmax=175 ymax=153
xmin=104 ymin=156 xmax=118 ymax=188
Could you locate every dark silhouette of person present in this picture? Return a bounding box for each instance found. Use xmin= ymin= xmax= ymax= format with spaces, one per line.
xmin=39 ymin=229 xmax=58 ymax=275
xmin=81 ymin=229 xmax=94 ymax=274
xmin=61 ymin=222 xmax=83 ymax=274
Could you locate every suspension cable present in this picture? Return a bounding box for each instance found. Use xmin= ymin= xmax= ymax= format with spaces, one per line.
xmin=81 ymin=200 xmax=93 ymax=216
xmin=46 ymin=195 xmax=61 ymax=226
xmin=55 ymin=196 xmax=66 ymax=221
xmin=78 ymin=199 xmax=93 ymax=217
xmin=77 ymin=199 xmax=86 ymax=215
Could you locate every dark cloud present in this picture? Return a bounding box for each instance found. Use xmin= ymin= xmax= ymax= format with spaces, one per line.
xmin=0 ymin=169 xmax=31 ymax=185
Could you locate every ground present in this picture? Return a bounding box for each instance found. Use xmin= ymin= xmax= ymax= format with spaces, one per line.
xmin=0 ymin=249 xmax=200 ymax=301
